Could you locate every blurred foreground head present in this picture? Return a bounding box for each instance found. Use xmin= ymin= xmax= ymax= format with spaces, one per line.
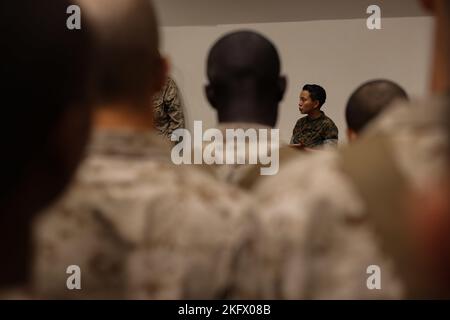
xmin=0 ymin=0 xmax=93 ymax=286
xmin=76 ymin=0 xmax=166 ymax=109
xmin=206 ymin=31 xmax=286 ymax=127
xmin=422 ymin=0 xmax=450 ymax=93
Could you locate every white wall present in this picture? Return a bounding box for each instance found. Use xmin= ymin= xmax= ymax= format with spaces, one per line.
xmin=161 ymin=16 xmax=434 ymax=144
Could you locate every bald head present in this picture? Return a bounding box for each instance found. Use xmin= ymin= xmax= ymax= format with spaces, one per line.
xmin=77 ymin=0 xmax=163 ymax=106
xmin=207 ymin=31 xmax=281 ymax=84
xmin=206 ymin=31 xmax=286 ymax=127
xmin=346 ymin=79 xmax=409 ymax=134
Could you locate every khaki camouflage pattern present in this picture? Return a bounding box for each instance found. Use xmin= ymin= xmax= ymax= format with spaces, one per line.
xmin=153 ymin=77 xmax=185 ymax=139
xmin=32 ymin=129 xmax=251 ymax=299
xmin=290 ymin=111 xmax=339 ymax=148
xmin=231 ymin=97 xmax=449 ymax=299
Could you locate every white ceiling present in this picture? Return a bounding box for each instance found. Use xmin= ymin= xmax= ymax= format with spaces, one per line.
xmin=153 ymin=0 xmax=430 ymax=26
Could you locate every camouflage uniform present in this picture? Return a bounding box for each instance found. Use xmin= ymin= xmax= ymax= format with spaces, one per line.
xmin=32 ymin=129 xmax=251 ymax=299
xmin=153 ymin=77 xmax=185 ymax=139
xmin=200 ymin=123 xmax=281 ymax=189
xmin=290 ymin=111 xmax=339 ymax=148
xmin=231 ymin=97 xmax=448 ymax=299
xmin=230 ymin=150 xmax=404 ymax=299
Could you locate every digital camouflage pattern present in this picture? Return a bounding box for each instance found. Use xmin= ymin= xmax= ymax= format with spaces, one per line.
xmin=231 ymin=97 xmax=448 ymax=299
xmin=153 ymin=77 xmax=185 ymax=139
xmin=290 ymin=111 xmax=338 ymax=148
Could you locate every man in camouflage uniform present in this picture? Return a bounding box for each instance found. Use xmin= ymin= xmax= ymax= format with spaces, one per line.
xmin=153 ymin=76 xmax=186 ymax=139
xmin=32 ymin=0 xmax=251 ymax=299
xmin=202 ymin=31 xmax=288 ymax=188
xmin=345 ymin=79 xmax=409 ymax=142
xmin=290 ymin=84 xmax=339 ymax=148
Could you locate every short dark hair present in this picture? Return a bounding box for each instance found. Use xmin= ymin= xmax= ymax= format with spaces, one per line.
xmin=345 ymin=79 xmax=409 ymax=133
xmin=1 ymin=0 xmax=93 ymax=208
xmin=302 ymin=84 xmax=326 ymax=107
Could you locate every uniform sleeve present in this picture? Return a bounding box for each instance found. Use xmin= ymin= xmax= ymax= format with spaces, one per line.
xmin=322 ymin=120 xmax=339 ymax=146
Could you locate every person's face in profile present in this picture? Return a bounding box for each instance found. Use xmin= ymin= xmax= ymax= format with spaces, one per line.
xmin=299 ymin=90 xmax=319 ymax=115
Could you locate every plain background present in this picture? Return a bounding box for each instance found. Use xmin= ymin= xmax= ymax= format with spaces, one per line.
xmin=155 ymin=1 xmax=434 ymax=143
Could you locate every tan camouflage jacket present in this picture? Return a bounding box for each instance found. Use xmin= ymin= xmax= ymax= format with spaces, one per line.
xmin=32 ymin=129 xmax=251 ymax=299
xmin=230 ymin=97 xmax=449 ymax=299
xmin=290 ymin=111 xmax=339 ymax=148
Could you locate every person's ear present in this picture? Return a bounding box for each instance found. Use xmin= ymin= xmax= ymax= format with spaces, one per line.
xmin=277 ymin=76 xmax=287 ymax=102
xmin=205 ymin=83 xmax=218 ymax=110
xmin=347 ymin=128 xmax=358 ymax=142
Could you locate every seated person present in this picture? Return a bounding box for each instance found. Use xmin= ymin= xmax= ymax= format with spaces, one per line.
xmin=290 ymin=84 xmax=338 ymax=148
xmin=345 ymin=79 xmax=409 ymax=142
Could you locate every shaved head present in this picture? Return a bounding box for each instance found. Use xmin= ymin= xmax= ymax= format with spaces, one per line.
xmin=207 ymin=31 xmax=281 ymax=85
xmin=77 ymin=0 xmax=162 ymax=106
xmin=346 ymin=79 xmax=409 ymax=133
xmin=206 ymin=31 xmax=285 ymax=127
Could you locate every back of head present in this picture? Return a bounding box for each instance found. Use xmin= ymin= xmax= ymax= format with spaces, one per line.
xmin=206 ymin=31 xmax=285 ymax=126
xmin=346 ymin=79 xmax=409 ymax=133
xmin=303 ymin=84 xmax=327 ymax=108
xmin=76 ymin=0 xmax=162 ymax=106
xmin=0 ymin=0 xmax=93 ymax=215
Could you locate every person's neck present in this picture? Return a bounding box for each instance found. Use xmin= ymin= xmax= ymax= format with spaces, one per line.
xmin=217 ymin=99 xmax=277 ymax=128
xmin=94 ymin=102 xmax=155 ymax=132
xmin=307 ymin=109 xmax=322 ymax=120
